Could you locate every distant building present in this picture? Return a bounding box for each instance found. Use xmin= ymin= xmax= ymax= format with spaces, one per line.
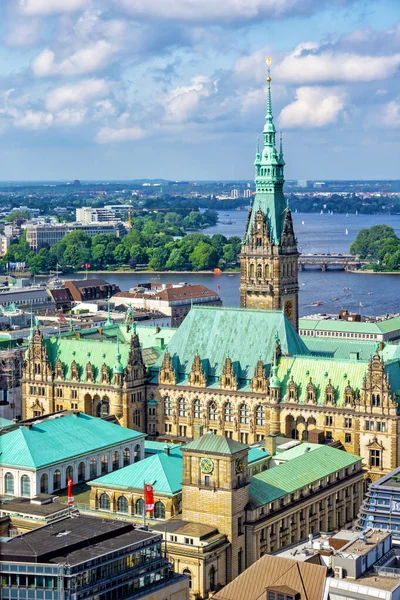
xmin=299 ymin=315 xmax=400 ymax=342
xmin=76 ymin=205 xmax=131 ymax=224
xmin=0 ymin=411 xmax=145 ymax=498
xmin=25 ymin=222 xmax=125 ymax=251
xmin=113 ymin=283 xmax=221 ymax=327
xmin=63 ymin=278 xmax=120 ymax=302
xmin=231 ymin=188 xmax=239 ymax=199
xmin=243 ymin=189 xmax=252 ymax=198
xmin=0 ymin=235 xmax=11 ymax=257
xmin=297 ymin=179 xmax=308 ymax=188
xmin=0 ymin=514 xmax=189 ymax=600
xmin=0 ymin=285 xmax=53 ymax=308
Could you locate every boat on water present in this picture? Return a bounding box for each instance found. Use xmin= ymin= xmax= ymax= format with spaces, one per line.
xmin=346 ymin=213 xmax=349 ymax=217
xmin=368 ymin=292 xmax=374 ymax=295
xmin=320 ymin=210 xmax=323 ymax=215
xmin=311 ymin=301 xmax=324 ymax=306
xmin=214 ymin=268 xmax=222 ymax=275
xmin=301 ymin=220 xmax=305 ymax=225
xmin=345 ymin=228 xmax=349 ymax=235
xmin=332 ymin=297 xmax=339 ymax=301
xmin=355 ymin=210 xmax=359 ymax=216
xmin=344 ymin=287 xmax=351 ymax=291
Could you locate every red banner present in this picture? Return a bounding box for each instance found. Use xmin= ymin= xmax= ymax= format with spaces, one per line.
xmin=144 ymin=484 xmax=154 ymax=512
xmin=67 ymin=477 xmax=74 ymax=505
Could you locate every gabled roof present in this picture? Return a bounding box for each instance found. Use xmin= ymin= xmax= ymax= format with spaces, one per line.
xmin=249 ymin=445 xmax=362 ymax=507
xmin=183 ymin=432 xmax=248 ymax=455
xmin=277 ymin=355 xmax=368 ymax=407
xmin=0 ymin=413 xmax=144 ymax=469
xmin=212 ymin=554 xmax=327 ymax=600
xmin=158 ymin=306 xmax=310 ymax=381
xmin=0 ymin=416 xmax=14 ymax=429
xmin=90 ymin=452 xmax=182 ymax=495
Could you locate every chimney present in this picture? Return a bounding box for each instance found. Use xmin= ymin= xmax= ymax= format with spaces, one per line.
xmin=193 ymin=424 xmax=203 ymax=440
xmin=155 ymin=326 xmax=160 ymax=333
xmin=163 ymin=445 xmax=170 ymax=455
xmin=380 ymin=341 xmax=385 ymax=351
xmin=265 ymin=433 xmax=279 ymax=456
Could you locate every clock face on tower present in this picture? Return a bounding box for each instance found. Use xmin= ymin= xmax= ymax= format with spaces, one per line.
xmin=235 ymin=458 xmax=244 ymax=474
xmin=200 ymin=457 xmax=214 ymax=474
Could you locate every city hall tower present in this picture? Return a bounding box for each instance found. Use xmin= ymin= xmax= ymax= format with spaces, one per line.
xmin=240 ymin=59 xmax=299 ymax=330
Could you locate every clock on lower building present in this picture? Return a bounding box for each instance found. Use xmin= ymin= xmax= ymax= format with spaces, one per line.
xmin=200 ymin=457 xmax=214 ymax=474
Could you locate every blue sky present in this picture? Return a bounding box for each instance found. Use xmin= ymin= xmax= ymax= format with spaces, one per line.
xmin=0 ymin=0 xmax=398 ymax=181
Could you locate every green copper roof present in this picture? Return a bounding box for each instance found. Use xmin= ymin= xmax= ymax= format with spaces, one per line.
xmin=277 ymin=355 xmax=367 ymax=406
xmin=90 ymin=452 xmax=183 ymax=495
xmin=273 ymin=442 xmax=321 ymax=462
xmin=249 ymin=445 xmax=362 ymax=507
xmin=248 ymin=447 xmax=270 ymax=463
xmin=0 ymin=413 xmax=144 ymax=469
xmin=183 ymin=432 xmax=248 ymax=455
xmin=299 ymin=317 xmax=400 ymax=336
xmin=158 ymin=306 xmax=310 ymax=382
xmin=145 ymin=441 xmax=182 ymax=457
xmin=0 ymin=416 xmax=14 ymax=429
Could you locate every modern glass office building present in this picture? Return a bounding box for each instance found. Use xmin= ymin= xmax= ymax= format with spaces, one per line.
xmin=0 ymin=514 xmax=188 ymax=600
xmin=358 ymin=467 xmax=400 ymax=536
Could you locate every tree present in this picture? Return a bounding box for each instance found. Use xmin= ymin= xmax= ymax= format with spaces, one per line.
xmin=385 ymin=250 xmax=400 ymax=271
xmin=350 ymin=225 xmax=396 ymax=258
xmin=189 ymin=242 xmax=218 ymax=271
xmin=148 ymin=247 xmax=169 ymax=271
xmin=113 ymin=244 xmax=130 ymax=264
xmin=166 ymin=249 xmax=189 ymax=270
xmin=211 ymin=234 xmax=228 ymax=256
xmin=222 ymin=244 xmax=238 ymax=264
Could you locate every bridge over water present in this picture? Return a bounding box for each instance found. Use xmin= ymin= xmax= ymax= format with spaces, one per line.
xmin=298 ymin=254 xmax=369 ymax=272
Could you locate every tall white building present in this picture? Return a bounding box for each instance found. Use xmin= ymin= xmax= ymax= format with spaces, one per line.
xmin=231 ymin=189 xmax=239 ymax=199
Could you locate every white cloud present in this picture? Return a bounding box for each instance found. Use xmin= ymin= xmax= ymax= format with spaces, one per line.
xmin=278 ymin=45 xmax=400 ymax=83
xmin=32 ymin=40 xmax=116 ymax=77
xmin=279 ymin=87 xmax=346 ymax=128
xmin=15 ymin=110 xmax=54 ymax=129
xmin=96 ymin=126 xmax=145 ymax=143
xmin=5 ymin=20 xmax=40 ymax=47
xmin=164 ymin=76 xmax=217 ymax=124
xmin=381 ymin=100 xmax=400 ymax=128
xmin=45 ymin=79 xmax=109 ymax=111
xmin=117 ymin=0 xmax=342 ymax=23
xmin=55 ymin=108 xmax=87 ymax=126
xmin=19 ymin=0 xmax=88 ymax=16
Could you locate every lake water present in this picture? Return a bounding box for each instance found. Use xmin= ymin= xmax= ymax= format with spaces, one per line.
xmin=75 ymin=211 xmax=400 ymax=317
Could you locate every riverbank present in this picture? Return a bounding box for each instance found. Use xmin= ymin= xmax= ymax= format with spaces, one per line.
xmin=349 ymin=269 xmax=400 ymax=275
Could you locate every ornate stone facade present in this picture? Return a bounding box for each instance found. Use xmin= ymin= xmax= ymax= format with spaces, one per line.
xmin=22 ymin=323 xmax=147 ymax=432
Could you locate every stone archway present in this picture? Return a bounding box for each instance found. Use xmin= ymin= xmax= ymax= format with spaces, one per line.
xmin=285 ymin=414 xmax=295 ymax=438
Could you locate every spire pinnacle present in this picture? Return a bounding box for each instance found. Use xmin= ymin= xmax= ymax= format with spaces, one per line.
xmin=263 ymin=56 xmax=276 ymax=141
xmin=106 ymin=297 xmax=112 ymax=327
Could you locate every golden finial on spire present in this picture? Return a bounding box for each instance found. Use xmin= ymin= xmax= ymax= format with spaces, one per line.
xmin=266 ymin=56 xmax=272 ymax=82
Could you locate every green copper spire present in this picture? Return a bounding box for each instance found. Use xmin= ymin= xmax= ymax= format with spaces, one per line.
xmin=279 ymin=132 xmax=285 ymax=165
xmin=28 ymin=305 xmax=34 ymax=343
xmin=113 ymin=338 xmax=124 ymax=374
xmin=270 ymin=331 xmax=281 ymax=388
xmin=244 ymin=57 xmax=287 ymax=246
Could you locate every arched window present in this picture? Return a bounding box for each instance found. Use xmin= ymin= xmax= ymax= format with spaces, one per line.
xmin=193 ymin=398 xmax=202 ymax=419
xmin=40 ymin=473 xmax=48 ymax=494
xmin=21 ymin=475 xmax=31 ymax=497
xmin=4 ymin=472 xmax=14 ymax=495
xmin=133 ymin=409 xmax=141 ymax=427
xmin=112 ymin=451 xmax=120 ymax=471
xmin=53 ymin=469 xmax=61 ymax=491
xmin=90 ymin=458 xmax=97 ymax=479
xmin=239 ymin=403 xmax=249 ymax=424
xmin=117 ymin=496 xmax=128 ymax=513
xmin=257 ymin=264 xmax=262 ymax=279
xmin=224 ymin=402 xmax=233 ymax=422
xmin=134 ymin=444 xmax=141 ymax=462
xmin=209 ymin=566 xmax=216 ymax=590
xmin=154 ymin=501 xmax=165 ymax=519
xmin=183 ymin=569 xmax=192 ymax=590
xmin=65 ymin=465 xmax=73 ymax=487
xmin=101 ymin=454 xmax=108 ymax=475
xmin=135 ymin=498 xmax=144 ymax=515
xmin=178 ymin=397 xmax=187 ymax=417
xmin=255 ymin=405 xmax=265 ymax=426
xmin=97 ymin=400 xmax=110 ymax=418
xmin=264 ymin=265 xmax=269 ymax=278
xmin=164 ymin=396 xmax=172 ymax=415
xmin=99 ymin=493 xmax=110 ymax=511
xmin=123 ymin=448 xmax=130 ymax=467
xmin=208 ymin=401 xmax=217 ymax=421
xmin=78 ymin=462 xmax=85 ymax=482
xmin=372 ymin=394 xmax=381 ymax=407
xmin=34 ymin=363 xmax=41 ymax=375
xmin=250 ymin=264 xmax=255 ymax=278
